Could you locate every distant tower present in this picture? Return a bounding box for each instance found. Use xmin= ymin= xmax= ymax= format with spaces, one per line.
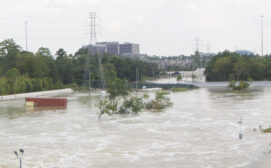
xmin=89 ymin=12 xmax=97 ymax=45
xmin=83 ymin=12 xmax=106 ymax=92
xmin=194 ymin=37 xmax=200 ymax=68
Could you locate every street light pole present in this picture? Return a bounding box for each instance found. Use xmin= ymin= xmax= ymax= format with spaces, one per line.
xmin=14 ymin=148 xmax=24 ymax=168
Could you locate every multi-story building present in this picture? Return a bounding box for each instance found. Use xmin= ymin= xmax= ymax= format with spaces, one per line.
xmin=89 ymin=44 xmax=107 ymax=55
xmin=84 ymin=42 xmax=140 ymax=56
xmin=97 ymin=42 xmax=119 ymax=55
xmin=119 ymin=43 xmax=140 ymax=55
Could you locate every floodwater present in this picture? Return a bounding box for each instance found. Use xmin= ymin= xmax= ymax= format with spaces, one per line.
xmin=1 ymin=87 xmax=271 ymax=168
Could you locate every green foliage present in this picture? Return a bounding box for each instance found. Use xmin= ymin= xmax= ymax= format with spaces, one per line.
xmin=229 ymin=80 xmax=236 ymax=88
xmin=176 ymin=74 xmax=182 ymax=81
xmin=172 ymin=87 xmax=187 ymax=92
xmin=98 ymin=99 xmax=118 ymax=118
xmin=239 ymin=81 xmax=249 ymax=90
xmin=6 ymin=68 xmax=20 ymax=80
xmin=102 ymin=54 xmax=160 ymax=82
xmin=36 ymin=47 xmax=52 ymax=57
xmin=0 ymin=75 xmax=60 ymax=95
xmin=119 ymin=97 xmax=145 ymax=114
xmin=206 ymin=51 xmax=271 ymax=81
xmin=262 ymin=128 xmax=271 ymax=133
xmin=229 ymin=80 xmax=249 ymax=90
xmin=64 ymin=83 xmax=79 ymax=90
xmin=0 ymin=39 xmax=161 ymax=95
xmin=107 ymin=78 xmax=129 ymax=100
xmin=98 ymin=96 xmax=145 ymax=118
xmin=98 ymin=91 xmax=172 ymax=118
xmin=192 ymin=74 xmax=196 ymax=79
xmin=247 ymin=77 xmax=253 ymax=82
xmin=146 ymin=91 xmax=172 ymax=110
xmin=56 ymin=48 xmax=67 ymax=59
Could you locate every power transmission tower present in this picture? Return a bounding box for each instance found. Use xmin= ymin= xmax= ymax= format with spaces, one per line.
xmin=194 ymin=37 xmax=200 ymax=69
xmin=89 ymin=12 xmax=97 ymax=45
xmin=83 ymin=12 xmax=106 ymax=94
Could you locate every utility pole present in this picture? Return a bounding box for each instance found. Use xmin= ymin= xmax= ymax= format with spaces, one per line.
xmin=25 ymin=21 xmax=28 ymax=51
xmin=261 ymin=15 xmax=264 ymax=56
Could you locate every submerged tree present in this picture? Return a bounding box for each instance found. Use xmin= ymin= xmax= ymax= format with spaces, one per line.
xmin=229 ymin=80 xmax=249 ymax=90
xmin=146 ymin=92 xmax=172 ymax=110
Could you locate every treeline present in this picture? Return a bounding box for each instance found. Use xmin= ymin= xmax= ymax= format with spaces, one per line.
xmin=0 ymin=39 xmax=160 ymax=95
xmin=205 ymin=51 xmax=271 ymax=81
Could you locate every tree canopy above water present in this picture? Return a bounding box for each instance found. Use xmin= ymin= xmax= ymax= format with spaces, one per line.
xmin=0 ymin=39 xmax=160 ymax=95
xmin=205 ymin=51 xmax=271 ymax=81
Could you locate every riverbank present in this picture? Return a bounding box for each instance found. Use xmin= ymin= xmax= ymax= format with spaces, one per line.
xmin=0 ymin=88 xmax=73 ymax=101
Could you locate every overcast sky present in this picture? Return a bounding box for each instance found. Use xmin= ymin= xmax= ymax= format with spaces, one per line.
xmin=0 ymin=0 xmax=270 ymax=56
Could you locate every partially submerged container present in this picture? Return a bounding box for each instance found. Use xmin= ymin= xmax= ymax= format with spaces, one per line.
xmin=25 ymin=97 xmax=67 ymax=107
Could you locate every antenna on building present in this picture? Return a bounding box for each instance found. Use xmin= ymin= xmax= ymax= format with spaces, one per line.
xmin=25 ymin=21 xmax=28 ymax=51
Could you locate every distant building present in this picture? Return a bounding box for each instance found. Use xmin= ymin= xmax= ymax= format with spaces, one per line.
xmin=97 ymin=42 xmax=119 ymax=55
xmin=119 ymin=43 xmax=140 ymax=55
xmin=89 ymin=44 xmax=107 ymax=55
xmin=200 ymin=53 xmax=216 ymax=57
xmin=235 ymin=50 xmax=254 ymax=56
xmin=83 ymin=42 xmax=140 ymax=56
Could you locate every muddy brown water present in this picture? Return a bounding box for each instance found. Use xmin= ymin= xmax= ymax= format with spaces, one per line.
xmin=0 ymin=88 xmax=271 ymax=168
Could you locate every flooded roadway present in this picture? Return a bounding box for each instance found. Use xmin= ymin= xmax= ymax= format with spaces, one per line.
xmin=0 ymin=87 xmax=271 ymax=168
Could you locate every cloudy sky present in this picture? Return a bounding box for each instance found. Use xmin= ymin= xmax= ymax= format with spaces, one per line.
xmin=0 ymin=0 xmax=270 ymax=56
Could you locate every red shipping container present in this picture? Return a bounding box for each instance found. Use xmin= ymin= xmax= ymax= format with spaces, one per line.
xmin=25 ymin=97 xmax=67 ymax=107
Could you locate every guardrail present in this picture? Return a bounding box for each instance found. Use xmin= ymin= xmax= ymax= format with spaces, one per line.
xmin=0 ymin=88 xmax=73 ymax=101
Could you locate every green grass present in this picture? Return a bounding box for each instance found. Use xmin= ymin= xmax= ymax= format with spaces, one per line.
xmin=262 ymin=128 xmax=271 ymax=133
xmin=172 ymin=87 xmax=187 ymax=92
